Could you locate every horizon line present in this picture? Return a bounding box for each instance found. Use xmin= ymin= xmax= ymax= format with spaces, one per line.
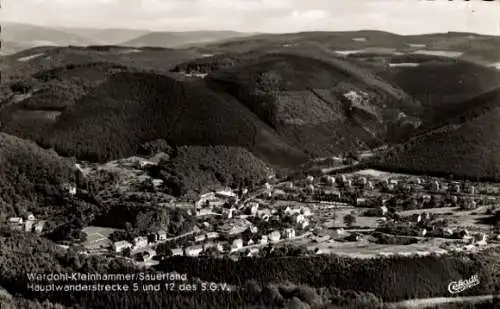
xmin=3 ymin=21 xmax=500 ymax=37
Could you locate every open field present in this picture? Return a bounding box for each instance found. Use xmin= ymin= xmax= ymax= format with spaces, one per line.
xmin=302 ymin=237 xmax=450 ymax=258
xmin=82 ymin=226 xmax=120 ymax=250
xmin=399 ymin=206 xmax=494 ymax=232
xmin=268 ymin=200 xmax=379 ymax=229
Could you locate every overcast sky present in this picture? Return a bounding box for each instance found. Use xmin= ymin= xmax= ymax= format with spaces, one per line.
xmin=2 ymin=0 xmax=500 ymax=34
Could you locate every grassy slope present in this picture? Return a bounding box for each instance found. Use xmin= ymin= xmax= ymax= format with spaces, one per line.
xmin=205 ymin=46 xmax=419 ymax=157
xmin=1 ymin=46 xmax=200 ymax=84
xmin=123 ymin=31 xmax=254 ymax=48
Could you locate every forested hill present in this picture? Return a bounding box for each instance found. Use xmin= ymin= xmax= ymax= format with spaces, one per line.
xmin=16 ymin=71 xmax=305 ymax=167
xmin=203 ymin=48 xmax=420 ymax=157
xmin=0 ymin=133 xmax=75 ymax=218
xmin=380 ymin=88 xmax=500 ymax=180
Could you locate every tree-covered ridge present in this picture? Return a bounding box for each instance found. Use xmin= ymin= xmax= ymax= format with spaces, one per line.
xmin=381 ymin=89 xmax=500 ymax=181
xmin=0 ymin=133 xmax=75 ymax=218
xmin=3 ymin=69 xmax=305 ymax=167
xmin=157 ymin=145 xmax=271 ymax=197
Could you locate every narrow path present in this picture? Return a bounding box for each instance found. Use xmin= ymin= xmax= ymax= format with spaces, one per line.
xmin=386 ymin=294 xmax=500 ymax=309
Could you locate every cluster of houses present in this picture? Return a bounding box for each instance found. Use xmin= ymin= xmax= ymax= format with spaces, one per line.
xmin=178 ymin=226 xmax=300 ymax=258
xmin=292 ymin=173 xmax=484 ymax=213
xmin=7 ymin=214 xmax=45 ymax=234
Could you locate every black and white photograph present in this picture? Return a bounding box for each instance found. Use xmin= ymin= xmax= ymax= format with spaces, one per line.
xmin=1 ymin=0 xmax=500 ymax=308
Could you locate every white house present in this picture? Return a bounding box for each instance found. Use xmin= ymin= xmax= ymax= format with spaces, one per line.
xmin=346 ymin=179 xmax=353 ymax=188
xmin=132 ymin=236 xmax=148 ymax=250
xmin=260 ymin=235 xmax=269 ymax=245
xmin=206 ymin=232 xmax=220 ymax=240
xmin=8 ymin=217 xmax=23 ymax=225
xmin=315 ymin=248 xmax=329 ymax=255
xmin=195 ymin=234 xmax=206 ymax=242
xmin=294 ymin=214 xmax=305 ymax=224
xmin=197 ymin=208 xmax=215 ymax=217
xmin=336 ymin=175 xmax=347 ymax=183
xmin=216 ymin=189 xmax=238 ymax=199
xmin=34 ymin=221 xmax=45 ymax=233
xmin=231 ymin=239 xmax=243 ymax=251
xmin=326 ymin=176 xmax=335 ymax=186
xmin=203 ymin=241 xmax=217 ymax=250
xmin=202 ymin=221 xmax=211 ymax=229
xmin=411 ymin=214 xmax=422 ymax=223
xmin=247 ymin=247 xmax=259 ymax=256
xmin=157 ymin=230 xmax=167 ymax=241
xmin=356 ymin=198 xmax=367 ymax=206
xmin=217 ymin=241 xmax=230 ymax=252
xmin=249 ymin=202 xmax=260 ymax=216
xmin=26 ymin=213 xmax=36 ymax=221
xmin=367 ymin=181 xmax=375 ymax=191
xmin=138 ymin=159 xmax=156 ymax=169
xmin=24 ymin=220 xmax=35 ymax=232
xmin=185 ymin=245 xmax=204 ymax=257
xmin=249 ymin=226 xmax=258 ymax=234
xmin=306 ymin=175 xmax=314 ymax=183
xmin=443 ymin=228 xmax=455 ymax=237
xmin=431 ymin=181 xmax=440 ymax=192
xmin=300 ymin=219 xmax=310 ymax=230
xmin=264 ymin=183 xmax=272 ymax=191
xmin=113 ymin=241 xmax=132 ymax=253
xmin=301 ymin=207 xmax=312 ymax=217
xmin=246 ymin=238 xmax=255 ymax=246
xmin=152 ymin=179 xmax=164 ymax=188
xmin=63 ymin=183 xmax=77 ymax=195
xmin=283 ymin=228 xmax=296 ymax=239
xmin=333 ymin=228 xmax=346 ymax=237
xmin=380 ymin=206 xmax=388 ymax=216
xmin=475 ymin=233 xmax=487 ymax=246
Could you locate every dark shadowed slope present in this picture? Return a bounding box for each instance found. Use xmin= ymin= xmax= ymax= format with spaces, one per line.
xmin=7 ymin=71 xmax=305 ymax=167
xmin=381 ymin=88 xmax=500 ymax=180
xmin=0 ymin=133 xmax=75 ymax=218
xmin=122 ymin=31 xmax=255 ymax=48
xmin=380 ymin=60 xmax=500 ymax=126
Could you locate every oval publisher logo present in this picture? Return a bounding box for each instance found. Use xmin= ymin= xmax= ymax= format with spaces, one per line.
xmin=448 ymin=274 xmax=480 ymax=294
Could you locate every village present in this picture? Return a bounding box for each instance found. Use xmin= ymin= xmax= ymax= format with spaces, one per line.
xmin=4 ymin=154 xmax=500 ymax=266
xmin=77 ymin=163 xmax=500 ymax=264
